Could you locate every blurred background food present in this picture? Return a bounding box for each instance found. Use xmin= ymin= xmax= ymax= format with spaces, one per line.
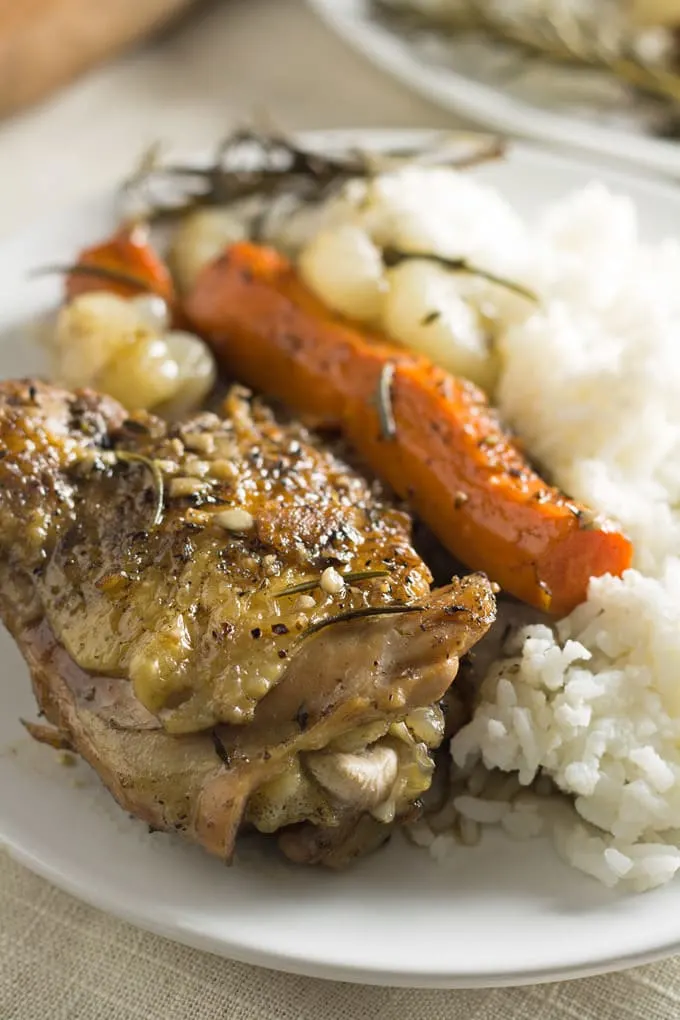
xmin=633 ymin=0 xmax=680 ymax=24
xmin=0 ymin=0 xmax=201 ymax=118
xmin=377 ymin=0 xmax=680 ymax=106
xmin=10 ymin=0 xmax=679 ymax=126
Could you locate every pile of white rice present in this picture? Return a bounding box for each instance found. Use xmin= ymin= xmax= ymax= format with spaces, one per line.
xmin=449 ymin=183 xmax=680 ymax=891
xmin=297 ymin=167 xmax=680 ymax=890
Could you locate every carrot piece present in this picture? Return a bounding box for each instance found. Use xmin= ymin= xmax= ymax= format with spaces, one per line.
xmin=184 ymin=241 xmax=633 ymax=615
xmin=66 ymin=225 xmax=175 ymax=304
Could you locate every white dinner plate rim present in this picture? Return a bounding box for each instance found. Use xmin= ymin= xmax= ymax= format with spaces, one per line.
xmin=3 ymin=129 xmax=680 ymax=989
xmin=7 ymin=831 xmax=680 ymax=989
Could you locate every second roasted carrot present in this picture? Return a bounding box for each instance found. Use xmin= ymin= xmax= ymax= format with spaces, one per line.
xmin=66 ymin=225 xmax=176 ymax=305
xmin=183 ymin=242 xmax=633 ymax=615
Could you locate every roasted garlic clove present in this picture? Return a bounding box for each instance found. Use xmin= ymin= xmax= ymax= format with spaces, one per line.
xmin=305 ymin=744 xmax=399 ymax=809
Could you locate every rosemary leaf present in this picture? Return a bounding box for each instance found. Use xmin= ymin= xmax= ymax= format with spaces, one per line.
xmin=373 ymin=0 xmax=680 ymax=109
xmin=112 ymin=451 xmax=165 ymax=527
xmin=118 ymin=127 xmax=511 ymax=222
xmin=382 ymin=247 xmax=537 ymax=303
xmin=376 ymin=362 xmax=397 ymax=441
xmin=421 ymin=309 xmax=441 ymax=326
xmin=32 ymin=263 xmax=161 ymax=295
xmin=275 ymin=569 xmax=390 ymax=598
xmin=300 ymin=604 xmax=424 ymax=639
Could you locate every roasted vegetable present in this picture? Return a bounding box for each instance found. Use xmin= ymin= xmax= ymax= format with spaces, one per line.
xmin=51 ymin=290 xmax=216 ymax=416
xmin=64 ymin=225 xmax=175 ymax=304
xmin=183 ymin=241 xmax=633 ymax=616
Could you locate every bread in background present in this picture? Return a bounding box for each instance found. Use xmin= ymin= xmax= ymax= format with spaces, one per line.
xmin=0 ymin=0 xmax=199 ymax=118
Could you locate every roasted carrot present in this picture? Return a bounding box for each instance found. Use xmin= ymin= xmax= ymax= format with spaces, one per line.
xmin=184 ymin=241 xmax=633 ymax=615
xmin=65 ymin=225 xmax=175 ymax=305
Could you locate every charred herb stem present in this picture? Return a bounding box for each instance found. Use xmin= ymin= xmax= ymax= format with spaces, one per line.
xmin=211 ymin=729 xmax=232 ymax=768
xmin=32 ymin=263 xmax=162 ymax=295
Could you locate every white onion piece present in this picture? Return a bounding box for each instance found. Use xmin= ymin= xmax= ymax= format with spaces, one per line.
xmin=131 ymin=293 xmax=170 ymax=332
xmin=265 ymin=199 xmax=335 ymax=257
xmin=383 ymin=260 xmax=497 ymax=392
xmin=299 ymin=225 xmax=385 ymax=323
xmin=96 ymin=336 xmax=180 ymax=411
xmin=55 ymin=291 xmax=143 ymax=389
xmin=171 ymin=207 xmax=247 ymax=294
xmin=153 ymin=331 xmax=217 ymax=419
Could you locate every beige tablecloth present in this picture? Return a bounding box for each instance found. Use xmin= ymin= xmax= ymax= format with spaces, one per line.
xmin=4 ymin=851 xmax=680 ymax=1019
xmin=2 ymin=1 xmax=680 ymax=1016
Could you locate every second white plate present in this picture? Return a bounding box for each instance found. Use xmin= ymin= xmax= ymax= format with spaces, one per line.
xmin=309 ymin=0 xmax=680 ymax=180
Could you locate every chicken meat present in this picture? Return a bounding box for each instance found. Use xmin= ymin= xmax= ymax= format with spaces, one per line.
xmin=0 ymin=379 xmax=495 ymax=865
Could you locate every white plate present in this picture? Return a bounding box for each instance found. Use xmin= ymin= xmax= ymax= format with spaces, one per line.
xmin=308 ymin=0 xmax=680 ymax=180
xmin=3 ymin=130 xmax=680 ymax=989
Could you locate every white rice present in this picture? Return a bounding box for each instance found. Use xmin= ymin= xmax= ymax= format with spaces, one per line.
xmin=444 ymin=181 xmax=680 ymax=891
xmin=300 ymin=165 xmax=680 ymax=890
xmin=497 ymin=184 xmax=680 ymax=575
xmin=309 ymin=172 xmax=680 ymax=573
xmin=453 ymin=566 xmax=680 ymax=889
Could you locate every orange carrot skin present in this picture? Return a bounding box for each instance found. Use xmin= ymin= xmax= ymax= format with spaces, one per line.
xmin=184 ymin=242 xmax=633 ymax=616
xmin=66 ymin=226 xmax=175 ymax=304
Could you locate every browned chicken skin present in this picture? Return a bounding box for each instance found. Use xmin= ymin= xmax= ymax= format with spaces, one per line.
xmin=0 ymin=380 xmax=496 ymax=865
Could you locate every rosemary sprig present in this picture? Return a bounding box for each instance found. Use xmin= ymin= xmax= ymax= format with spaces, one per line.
xmin=275 ymin=568 xmax=390 ymax=598
xmin=32 ymin=262 xmax=161 ymax=295
xmin=373 ymin=0 xmax=680 ymax=109
xmin=382 ymin=247 xmax=537 ymax=303
xmin=118 ymin=127 xmax=509 ymax=222
xmin=122 ymin=140 xmax=165 ymax=224
xmin=376 ymin=362 xmax=397 ymax=441
xmin=112 ymin=451 xmax=165 ymax=527
xmin=300 ymin=604 xmax=425 ymax=639
xmin=379 ymin=133 xmax=507 ymax=170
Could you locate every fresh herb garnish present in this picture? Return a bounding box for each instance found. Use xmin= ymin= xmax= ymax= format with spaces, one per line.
xmin=275 ymin=569 xmax=390 ymax=599
xmin=211 ymin=729 xmax=232 ymax=768
xmin=31 ymin=262 xmax=162 ymax=295
xmin=112 ymin=451 xmax=165 ymax=527
xmin=382 ymin=247 xmax=537 ymax=303
xmin=300 ymin=604 xmax=424 ymax=639
xmin=421 ymin=310 xmax=441 ymax=326
xmin=118 ymin=128 xmax=508 ymax=222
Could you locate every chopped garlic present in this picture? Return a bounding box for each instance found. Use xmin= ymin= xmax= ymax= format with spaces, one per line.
xmin=169 ymin=477 xmax=210 ymax=498
xmin=209 ymin=459 xmax=238 ymax=481
xmin=183 ymin=432 xmax=215 ymax=455
xmin=320 ymin=566 xmax=345 ymax=595
xmin=214 ymin=508 xmax=254 ymax=532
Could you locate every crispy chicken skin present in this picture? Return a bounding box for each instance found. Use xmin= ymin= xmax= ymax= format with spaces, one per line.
xmin=0 ymin=380 xmax=495 ymax=865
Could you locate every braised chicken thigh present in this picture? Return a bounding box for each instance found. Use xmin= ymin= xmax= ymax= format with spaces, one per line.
xmin=0 ymin=379 xmax=495 ymax=864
